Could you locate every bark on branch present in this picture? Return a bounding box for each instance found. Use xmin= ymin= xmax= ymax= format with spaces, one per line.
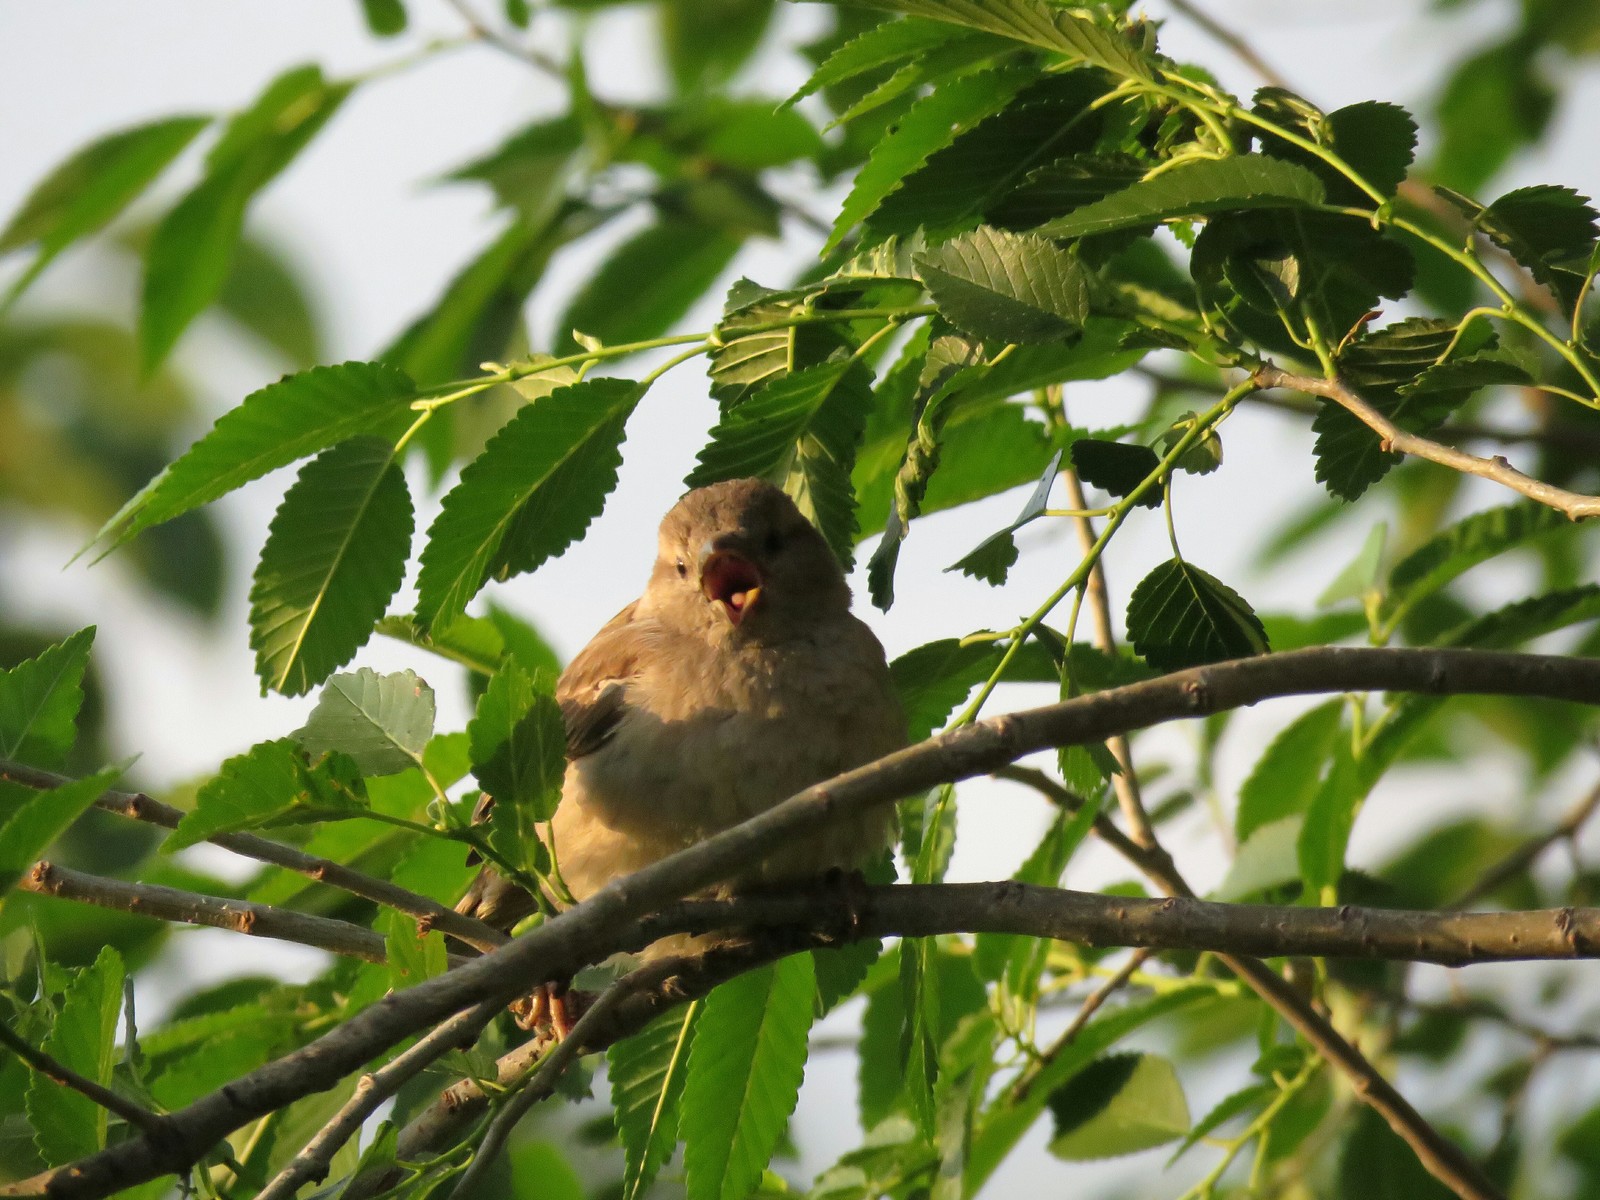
xmin=7 ymin=645 xmax=1597 ymax=1200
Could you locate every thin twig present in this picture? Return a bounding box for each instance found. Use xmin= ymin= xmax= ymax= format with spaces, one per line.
xmin=256 ymin=1002 xmax=500 ymax=1200
xmin=1163 ymin=0 xmax=1291 ymax=90
xmin=0 ymin=1023 xmax=166 ymax=1138
xmin=1451 ymin=779 xmax=1600 ymax=909
xmin=1012 ymin=948 xmax=1154 ymax=1102
xmin=16 ymin=861 xmax=466 ymax=968
xmin=0 ymin=758 xmax=507 ymax=953
xmin=10 ymin=645 xmax=1590 ymax=1200
xmin=1254 ymin=364 xmax=1600 ymax=519
xmin=1061 ymin=465 xmax=1157 ymax=848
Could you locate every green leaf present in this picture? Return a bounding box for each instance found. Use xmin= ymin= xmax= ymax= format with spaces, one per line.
xmin=989 ymin=154 xmax=1148 ymax=230
xmin=446 ymin=115 xmax=586 ymax=218
xmin=249 ymin=438 xmax=414 ymax=697
xmin=1474 ymin=184 xmax=1600 ymax=308
xmin=1316 ymin=521 xmax=1386 ymax=609
xmin=661 ymin=0 xmax=774 ymax=93
xmin=916 ymin=226 xmax=1090 ymax=344
xmin=845 ymin=0 xmax=1155 ymax=82
xmin=508 ymin=1141 xmax=586 ymax=1200
xmin=168 ymin=739 xmax=367 ymax=850
xmin=1216 ymin=814 xmax=1304 ymax=901
xmin=360 ymin=0 xmax=407 ymax=36
xmin=611 ymin=1003 xmax=699 ymax=1200
xmin=1326 ymin=101 xmax=1418 ymax=200
xmin=1235 ymin=701 xmax=1342 ymax=841
xmin=141 ymin=66 xmax=350 ymax=371
xmin=888 ymin=639 xmax=1002 ymax=742
xmin=381 ymin=906 xmax=447 ymax=989
xmin=0 ymin=627 xmax=94 ymax=766
xmin=946 ymin=448 xmax=1061 ymax=584
xmin=1070 ymin=438 xmax=1161 ymax=508
xmin=786 ymin=17 xmax=977 ymax=107
xmin=469 ymin=660 xmax=565 ymax=870
xmin=827 ymin=67 xmax=1033 ymax=253
xmin=687 ymin=360 xmax=872 ymax=567
xmin=682 ymin=955 xmax=816 ymax=1200
xmin=1167 ymin=1081 xmax=1275 ymax=1164
xmin=0 ymin=116 xmax=208 ymax=305
xmin=0 ymin=766 xmax=123 ymax=898
xmin=415 ymin=378 xmax=640 ymax=627
xmin=1126 ymin=559 xmax=1270 ymax=671
xmin=295 ymin=668 xmax=436 ymax=776
xmin=92 ymin=360 xmax=416 ymax=554
xmin=556 ymin=219 xmax=743 ymax=354
xmin=25 ymin=947 xmax=125 ymax=1166
xmin=216 ymin=236 xmax=325 ymax=367
xmin=1046 ymin=1053 xmax=1189 ymax=1160
xmin=1383 ymin=504 xmax=1569 ymax=630
xmin=1033 ymin=155 xmax=1325 ymax=239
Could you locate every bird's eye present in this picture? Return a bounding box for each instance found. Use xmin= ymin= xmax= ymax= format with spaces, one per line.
xmin=675 ymin=558 xmax=687 ymax=578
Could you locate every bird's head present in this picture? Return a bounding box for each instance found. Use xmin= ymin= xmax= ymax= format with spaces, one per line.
xmin=642 ymin=478 xmax=851 ymax=637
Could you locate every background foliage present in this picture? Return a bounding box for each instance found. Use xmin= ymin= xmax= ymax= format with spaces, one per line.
xmin=4 ymin=1 xmax=1600 ymax=1197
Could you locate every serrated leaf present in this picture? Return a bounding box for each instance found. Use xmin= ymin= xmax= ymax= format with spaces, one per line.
xmin=1033 ymin=155 xmax=1325 ymax=239
xmin=682 ymin=955 xmax=816 ymax=1200
xmin=92 ymin=360 xmax=416 ymax=554
xmin=827 ymin=67 xmax=1033 ymax=253
xmin=989 ymin=154 xmax=1148 ymax=230
xmin=296 ymin=668 xmax=436 ymax=776
xmin=1326 ymin=101 xmax=1418 ymax=199
xmin=846 ymin=0 xmax=1155 ymax=81
xmin=141 ymin=66 xmax=350 ymax=371
xmin=1475 ymin=184 xmax=1600 ymax=308
xmin=611 ymin=1004 xmax=700 ymax=1200
xmin=1 ymin=115 xmax=208 ymax=305
xmin=889 ymin=639 xmax=998 ymax=742
xmin=786 ymin=17 xmax=980 ymax=107
xmin=1046 ymin=1053 xmax=1189 ymax=1160
xmin=556 ymin=219 xmax=743 ymax=355
xmin=1401 ymin=349 xmax=1532 ymax=395
xmin=381 ymin=906 xmax=447 ymax=990
xmin=0 ymin=766 xmax=123 ymax=898
xmin=0 ymin=627 xmax=94 ymax=766
xmin=1235 ymin=701 xmax=1342 ymax=841
xmin=1168 ymin=1081 xmax=1275 ymax=1164
xmin=25 ymin=947 xmax=125 ymax=1166
xmin=469 ymin=661 xmax=565 ymax=871
xmin=416 ymin=378 xmax=639 ymax=627
xmin=688 ymin=360 xmax=872 ymax=567
xmin=917 ymin=226 xmax=1090 ymax=343
xmin=1126 ymin=559 xmax=1269 ymax=671
xmin=249 ymin=438 xmax=413 ymax=696
xmin=1382 ymin=504 xmax=1569 ymax=629
xmin=168 ymin=739 xmax=367 ymax=850
xmin=1070 ymin=437 xmax=1162 ymax=508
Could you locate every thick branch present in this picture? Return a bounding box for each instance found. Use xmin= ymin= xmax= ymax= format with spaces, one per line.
xmin=10 ymin=645 xmax=1596 ymax=1200
xmin=1254 ymin=365 xmax=1600 ymax=519
xmin=0 ymin=759 xmax=507 ymax=954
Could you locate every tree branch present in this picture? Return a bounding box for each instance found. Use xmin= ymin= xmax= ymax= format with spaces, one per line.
xmin=0 ymin=759 xmax=507 ymax=954
xmin=9 ymin=645 xmax=1595 ymax=1200
xmin=1253 ymin=364 xmax=1600 ymax=519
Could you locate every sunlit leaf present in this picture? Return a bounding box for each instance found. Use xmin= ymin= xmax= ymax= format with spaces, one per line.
xmin=917 ymin=226 xmax=1090 ymax=343
xmin=168 ymin=739 xmax=367 ymax=850
xmin=0 ymin=627 xmax=95 ymax=766
xmin=1047 ymin=1053 xmax=1190 ymax=1160
xmin=611 ymin=1004 xmax=699 ymax=1200
xmin=295 ymin=668 xmax=436 ymax=776
xmin=25 ymin=947 xmax=125 ymax=1165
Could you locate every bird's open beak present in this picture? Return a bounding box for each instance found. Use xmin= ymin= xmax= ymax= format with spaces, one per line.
xmin=700 ymin=541 xmax=763 ymax=626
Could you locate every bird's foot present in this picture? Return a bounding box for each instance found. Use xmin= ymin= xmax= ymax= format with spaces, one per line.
xmin=820 ymin=866 xmax=872 ymax=941
xmin=509 ymin=981 xmax=590 ymax=1038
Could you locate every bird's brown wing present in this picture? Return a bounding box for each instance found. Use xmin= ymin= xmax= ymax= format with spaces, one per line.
xmin=555 ymin=600 xmax=647 ymax=761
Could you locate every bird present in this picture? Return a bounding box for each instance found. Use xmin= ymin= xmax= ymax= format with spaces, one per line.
xmin=454 ymin=477 xmax=906 ymax=985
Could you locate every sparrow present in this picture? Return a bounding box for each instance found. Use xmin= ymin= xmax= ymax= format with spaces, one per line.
xmin=455 ymin=477 xmax=906 ymax=958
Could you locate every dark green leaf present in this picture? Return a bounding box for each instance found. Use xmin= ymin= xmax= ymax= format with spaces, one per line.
xmin=1477 ymin=184 xmax=1600 ymax=308
xmin=360 ymin=0 xmax=407 ymax=36
xmin=0 ymin=766 xmax=123 ymax=898
xmin=0 ymin=116 xmax=208 ymax=305
xmin=0 ymin=627 xmax=94 ymax=765
xmin=989 ymin=154 xmax=1148 ymax=230
xmin=682 ymin=955 xmax=816 ymax=1200
xmin=1126 ymin=559 xmax=1270 ymax=671
xmin=1047 ymin=1052 xmax=1189 ymax=1160
xmin=556 ymin=219 xmax=743 ymax=354
xmin=1235 ymin=701 xmax=1342 ymax=841
xmin=25 ymin=947 xmax=125 ymax=1165
xmin=916 ymin=226 xmax=1090 ymax=343
xmin=786 ymin=17 xmax=980 ymax=107
xmin=946 ymin=448 xmax=1061 ymax=583
xmin=661 ymin=0 xmax=774 ymax=93
xmin=1070 ymin=438 xmax=1161 ymax=508
xmin=141 ymin=66 xmax=350 ymax=371
xmin=415 ymin=378 xmax=639 ymax=627
xmin=827 ymin=67 xmax=1033 ymax=253
xmin=1033 ymin=155 xmax=1325 ymax=239
xmin=611 ymin=1004 xmax=699 ymax=1200
xmin=92 ymin=360 xmax=416 ymax=554
xmin=1325 ymin=101 xmax=1418 ymax=200
xmin=249 ymin=438 xmax=414 ymax=697
xmin=295 ymin=668 xmax=436 ymax=776
xmin=469 ymin=659 xmax=565 ymax=847
xmin=889 ymin=639 xmax=997 ymax=742
xmin=168 ymin=739 xmax=367 ymax=850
